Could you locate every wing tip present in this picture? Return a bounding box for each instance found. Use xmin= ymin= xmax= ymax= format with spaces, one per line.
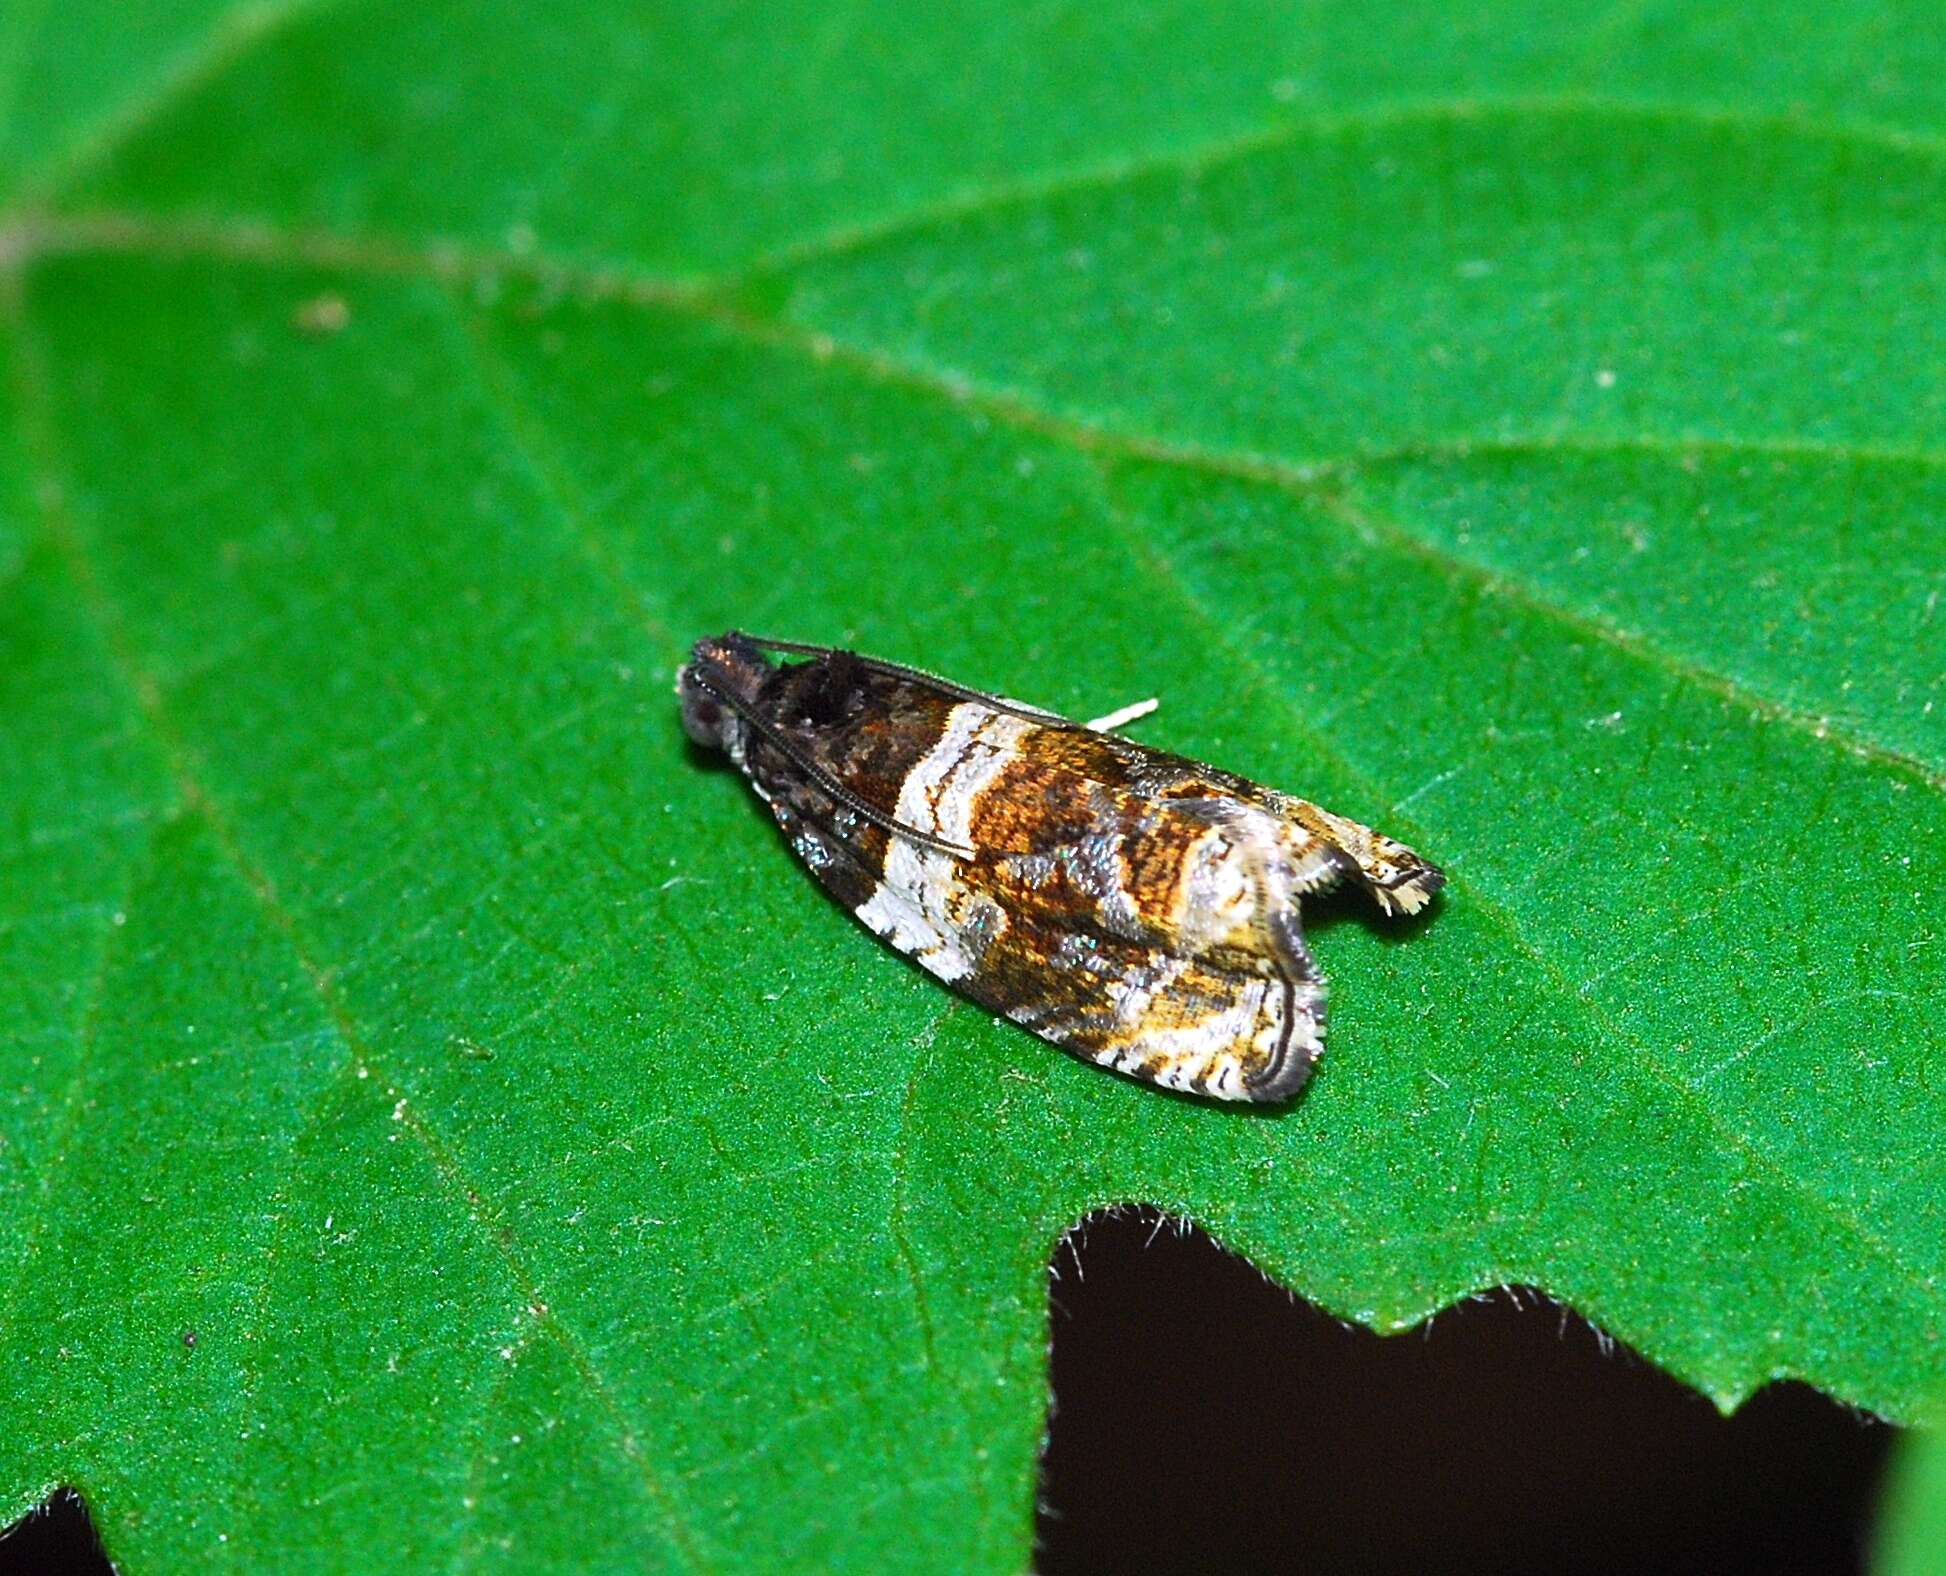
xmin=1235 ymin=976 xmax=1327 ymax=1103
xmin=1371 ymin=861 xmax=1447 ymax=918
xmin=1239 ymin=1041 xmax=1321 ymax=1103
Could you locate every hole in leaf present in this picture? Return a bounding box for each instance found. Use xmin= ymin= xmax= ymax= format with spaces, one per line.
xmin=0 ymin=1489 xmax=114 ymax=1576
xmin=1038 ymin=1208 xmax=1893 ymax=1576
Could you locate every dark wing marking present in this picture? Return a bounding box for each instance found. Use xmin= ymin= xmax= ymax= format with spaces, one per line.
xmin=765 ymin=789 xmax=887 ymax=916
xmin=688 ymin=659 xmax=975 ymax=858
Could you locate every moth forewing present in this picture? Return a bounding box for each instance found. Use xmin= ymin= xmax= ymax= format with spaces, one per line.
xmin=677 ymin=632 xmax=1445 ymax=1102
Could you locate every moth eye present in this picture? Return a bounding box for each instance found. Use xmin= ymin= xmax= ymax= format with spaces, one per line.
xmin=677 ymin=676 xmax=726 ymax=748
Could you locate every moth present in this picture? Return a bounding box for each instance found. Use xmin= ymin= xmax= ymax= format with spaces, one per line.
xmin=677 ymin=633 xmax=1444 ymax=1102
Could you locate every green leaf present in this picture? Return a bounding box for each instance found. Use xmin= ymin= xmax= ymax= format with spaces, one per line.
xmin=3 ymin=2 xmax=1943 ymax=1570
xmin=1880 ymin=1422 xmax=1946 ymax=1576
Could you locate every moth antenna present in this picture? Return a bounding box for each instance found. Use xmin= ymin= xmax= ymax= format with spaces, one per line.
xmin=731 ymin=631 xmax=1077 ymax=728
xmin=688 ymin=664 xmax=977 ymax=859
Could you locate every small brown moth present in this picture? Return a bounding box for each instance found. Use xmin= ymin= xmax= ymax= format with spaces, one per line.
xmin=678 ymin=633 xmax=1443 ymax=1103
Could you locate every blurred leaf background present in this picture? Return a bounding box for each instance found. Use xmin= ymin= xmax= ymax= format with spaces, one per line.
xmin=2 ymin=2 xmax=1943 ymax=1570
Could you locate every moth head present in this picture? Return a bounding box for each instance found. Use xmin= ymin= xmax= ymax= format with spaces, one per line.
xmin=677 ymin=631 xmax=772 ymax=752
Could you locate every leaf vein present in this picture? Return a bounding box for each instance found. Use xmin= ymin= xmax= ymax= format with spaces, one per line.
xmin=0 ymin=803 xmax=160 ymax=1347
xmin=9 ymin=0 xmax=357 ymax=207
xmin=741 ymin=93 xmax=1946 ymax=279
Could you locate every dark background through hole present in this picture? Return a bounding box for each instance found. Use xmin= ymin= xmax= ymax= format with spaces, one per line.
xmin=1 ymin=1213 xmax=1897 ymax=1575
xmin=1037 ymin=1208 xmax=1894 ymax=1576
xmin=0 ymin=1492 xmax=108 ymax=1576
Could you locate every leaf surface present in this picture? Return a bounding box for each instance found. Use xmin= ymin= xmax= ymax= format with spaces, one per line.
xmin=2 ymin=3 xmax=1944 ymax=1570
xmin=1881 ymin=1423 xmax=1946 ymax=1576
